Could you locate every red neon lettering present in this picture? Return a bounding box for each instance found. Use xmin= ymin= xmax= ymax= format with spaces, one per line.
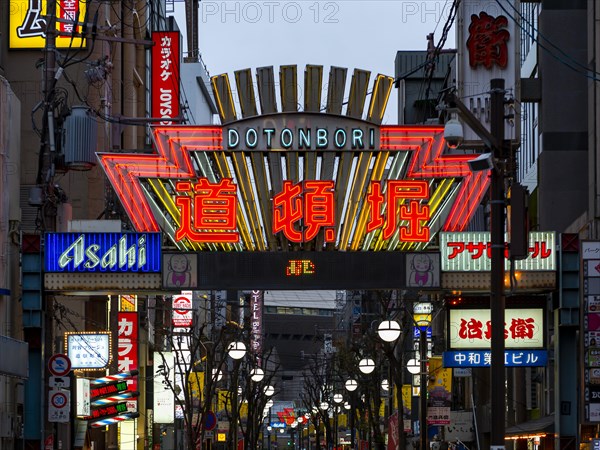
xmin=466 ymin=242 xmax=488 ymax=259
xmin=273 ymin=181 xmax=335 ymax=243
xmin=273 ymin=181 xmax=303 ymax=242
xmin=366 ymin=180 xmax=430 ymax=241
xmin=175 ymin=178 xmax=239 ymax=243
xmin=303 ymin=181 xmax=335 ymax=242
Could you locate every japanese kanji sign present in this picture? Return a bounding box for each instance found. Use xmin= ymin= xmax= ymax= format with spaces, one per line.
xmin=466 ymin=12 xmax=510 ymax=69
xmin=151 ymin=31 xmax=180 ymax=125
xmin=9 ymin=0 xmax=86 ymax=48
xmin=448 ymin=308 xmax=544 ymax=349
xmin=440 ymin=231 xmax=556 ymax=271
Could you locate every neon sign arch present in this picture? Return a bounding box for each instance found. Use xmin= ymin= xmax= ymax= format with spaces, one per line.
xmin=98 ymin=65 xmax=489 ymax=252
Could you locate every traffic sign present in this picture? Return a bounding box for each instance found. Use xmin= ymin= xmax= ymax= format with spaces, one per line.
xmin=204 ymin=411 xmax=217 ymax=431
xmin=50 ymin=376 xmax=70 ymax=388
xmin=48 ymin=390 xmax=70 ymax=423
xmin=48 ymin=354 xmax=71 ymax=377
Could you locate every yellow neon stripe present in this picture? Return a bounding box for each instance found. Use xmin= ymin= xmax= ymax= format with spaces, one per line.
xmin=210 ymin=76 xmax=226 ymax=120
xmin=231 ymin=152 xmax=265 ymax=251
xmin=367 ymin=77 xmax=381 ymax=119
xmin=340 ymin=152 xmax=372 ymax=249
xmin=352 ymin=152 xmax=389 ymax=250
xmin=147 ymin=179 xmax=204 ymax=251
xmin=379 ymin=76 xmax=394 ymax=120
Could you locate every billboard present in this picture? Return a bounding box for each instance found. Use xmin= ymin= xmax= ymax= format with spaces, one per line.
xmin=9 ymin=0 xmax=87 ymax=48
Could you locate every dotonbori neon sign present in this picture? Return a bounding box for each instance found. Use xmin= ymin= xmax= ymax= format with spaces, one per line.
xmin=226 ymin=126 xmax=376 ymax=150
xmin=98 ymin=106 xmax=489 ymax=251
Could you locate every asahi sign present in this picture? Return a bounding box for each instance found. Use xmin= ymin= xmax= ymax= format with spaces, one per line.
xmin=45 ymin=233 xmax=162 ymax=273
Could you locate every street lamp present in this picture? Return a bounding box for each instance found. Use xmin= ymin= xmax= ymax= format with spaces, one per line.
xmin=345 ymin=379 xmax=358 ymax=392
xmin=227 ymin=341 xmax=247 ymax=360
xmin=265 ymin=385 xmax=275 ymax=397
xmin=444 ymin=78 xmax=507 ymax=449
xmin=377 ymin=320 xmax=401 ymax=342
xmin=358 ymin=358 xmax=375 ymax=374
xmin=333 ymin=393 xmax=344 ymax=404
xmin=250 ymin=367 xmax=265 ymax=382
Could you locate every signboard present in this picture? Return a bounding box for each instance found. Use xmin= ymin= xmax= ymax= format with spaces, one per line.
xmin=48 ymin=353 xmax=71 ymax=377
xmin=440 ymin=231 xmax=556 ymax=271
xmin=172 ymin=291 xmax=193 ymax=328
xmin=45 ymin=232 xmax=162 ymax=273
xmin=117 ymin=312 xmax=138 ymax=403
xmin=90 ymin=380 xmax=129 ymax=400
xmin=250 ymin=291 xmax=263 ymax=356
xmin=427 ymin=406 xmax=450 ymax=425
xmin=76 ymin=378 xmax=91 ymax=416
xmin=9 ymin=0 xmax=87 ymax=49
xmin=98 ymin=121 xmax=489 ymax=253
xmin=448 ymin=308 xmax=544 ymax=349
xmin=456 ymin=0 xmax=520 ymax=146
xmin=405 ymin=253 xmax=440 ymax=288
xmin=151 ymin=31 xmax=180 ymax=125
xmin=49 ymin=390 xmax=70 ymax=423
xmin=442 ymin=350 xmax=548 ymax=367
xmin=194 ymin=252 xmax=407 ymax=289
xmin=66 ymin=332 xmax=111 ymax=369
xmin=153 ymin=352 xmax=174 ymax=424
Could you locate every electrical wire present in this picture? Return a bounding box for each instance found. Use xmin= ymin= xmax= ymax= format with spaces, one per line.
xmin=493 ymin=0 xmax=600 ymax=82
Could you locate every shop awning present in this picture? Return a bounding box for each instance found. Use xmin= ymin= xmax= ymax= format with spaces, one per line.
xmin=505 ymin=415 xmax=554 ymax=438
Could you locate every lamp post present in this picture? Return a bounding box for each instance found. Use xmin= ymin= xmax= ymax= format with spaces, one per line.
xmin=227 ymin=341 xmax=247 ymax=449
xmin=445 ymin=78 xmax=507 ymax=449
xmin=418 ymin=324 xmax=428 ymax=450
xmin=345 ymin=379 xmax=358 ymax=449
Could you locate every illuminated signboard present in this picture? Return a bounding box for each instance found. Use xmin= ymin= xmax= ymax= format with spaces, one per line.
xmin=84 ymin=402 xmax=129 ymax=420
xmin=443 ymin=350 xmax=548 ymax=367
xmin=99 ymin=64 xmax=492 ymax=253
xmin=9 ymin=0 xmax=87 ymax=48
xmin=448 ymin=308 xmax=544 ymax=349
xmin=440 ymin=231 xmax=556 ymax=272
xmin=151 ymin=31 xmax=180 ymax=125
xmin=44 ymin=232 xmax=161 ymax=273
xmin=193 ymin=252 xmax=407 ymax=290
xmin=66 ymin=332 xmax=110 ymax=369
xmin=90 ymin=381 xmax=129 ymax=400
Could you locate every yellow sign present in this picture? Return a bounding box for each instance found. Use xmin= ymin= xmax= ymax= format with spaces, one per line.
xmin=217 ymin=433 xmax=226 ymax=442
xmin=9 ymin=0 xmax=87 ymax=49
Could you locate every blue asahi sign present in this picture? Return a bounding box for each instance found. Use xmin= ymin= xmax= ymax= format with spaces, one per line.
xmin=45 ymin=233 xmax=162 ymax=273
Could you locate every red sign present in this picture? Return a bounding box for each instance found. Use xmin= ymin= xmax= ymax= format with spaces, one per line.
xmin=117 ymin=312 xmax=138 ymax=393
xmin=48 ymin=354 xmax=71 ymax=377
xmin=466 ymin=12 xmax=510 ymax=69
xmin=172 ymin=292 xmax=193 ymax=327
xmin=172 ymin=178 xmax=431 ymax=244
xmin=151 ymin=31 xmax=180 ymax=124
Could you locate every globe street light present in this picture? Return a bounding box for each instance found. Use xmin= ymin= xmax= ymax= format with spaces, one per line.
xmin=250 ymin=367 xmax=264 ymax=382
xmin=319 ymin=401 xmax=329 ymax=411
xmin=381 ymin=379 xmax=389 ymax=391
xmin=345 ymin=379 xmax=358 ymax=392
xmin=377 ymin=320 xmax=401 ymax=342
xmin=406 ymin=358 xmax=420 ymax=375
xmin=333 ymin=393 xmax=344 ymax=404
xmin=358 ymin=358 xmax=375 ymax=374
xmin=264 ymin=385 xmax=275 ymax=397
xmin=227 ymin=341 xmax=247 ymax=360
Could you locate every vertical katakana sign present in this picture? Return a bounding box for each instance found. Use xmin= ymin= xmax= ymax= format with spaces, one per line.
xmin=151 ymin=30 xmax=180 ymax=125
xmin=583 ymin=241 xmax=600 ymax=422
xmin=117 ymin=311 xmax=138 ymax=410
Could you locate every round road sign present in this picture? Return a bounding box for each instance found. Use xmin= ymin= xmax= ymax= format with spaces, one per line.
xmin=50 ymin=391 xmax=68 ymax=409
xmin=204 ymin=411 xmax=217 ymax=431
xmin=48 ymin=354 xmax=71 ymax=377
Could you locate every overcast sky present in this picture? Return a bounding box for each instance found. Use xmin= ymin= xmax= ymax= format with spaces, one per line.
xmin=172 ymin=1 xmax=456 ymax=124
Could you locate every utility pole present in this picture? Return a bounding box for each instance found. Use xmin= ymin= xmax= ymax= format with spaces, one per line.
xmin=419 ymin=326 xmax=427 ymax=450
xmin=489 ymin=78 xmax=506 ymax=450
